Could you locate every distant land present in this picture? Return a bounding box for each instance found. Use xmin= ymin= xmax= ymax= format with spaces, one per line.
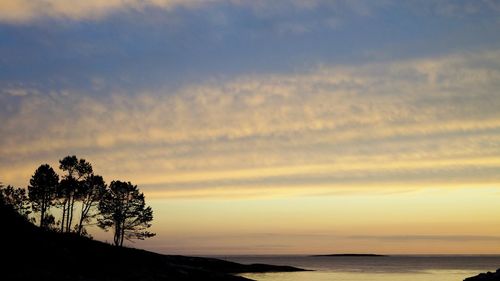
xmin=311 ymin=254 xmax=388 ymax=257
xmin=1 ymin=203 xmax=306 ymax=281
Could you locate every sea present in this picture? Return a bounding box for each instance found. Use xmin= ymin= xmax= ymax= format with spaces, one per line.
xmin=220 ymin=255 xmax=500 ymax=281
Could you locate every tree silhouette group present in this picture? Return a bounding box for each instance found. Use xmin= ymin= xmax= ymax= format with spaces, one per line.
xmin=0 ymin=155 xmax=155 ymax=246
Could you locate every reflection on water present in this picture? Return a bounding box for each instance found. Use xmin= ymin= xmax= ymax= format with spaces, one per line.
xmin=242 ymin=270 xmax=478 ymax=281
xmin=220 ymin=255 xmax=500 ymax=281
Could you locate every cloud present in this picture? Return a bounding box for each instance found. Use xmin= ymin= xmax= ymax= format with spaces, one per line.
xmin=0 ymin=0 xmax=211 ymax=23
xmin=1 ymin=0 xmax=497 ymax=24
xmin=1 ymin=50 xmax=500 ymax=197
xmin=423 ymin=0 xmax=500 ymax=17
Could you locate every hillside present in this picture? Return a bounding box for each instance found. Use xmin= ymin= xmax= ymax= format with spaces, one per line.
xmin=0 ymin=204 xmax=304 ymax=281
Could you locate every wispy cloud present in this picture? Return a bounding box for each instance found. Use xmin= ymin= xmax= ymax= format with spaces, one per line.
xmin=1 ymin=0 xmax=498 ymax=23
xmin=1 ymin=50 xmax=499 ymax=198
xmin=0 ymin=0 xmax=210 ymax=23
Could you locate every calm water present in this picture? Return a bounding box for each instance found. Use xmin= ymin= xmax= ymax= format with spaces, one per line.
xmin=220 ymin=255 xmax=500 ymax=281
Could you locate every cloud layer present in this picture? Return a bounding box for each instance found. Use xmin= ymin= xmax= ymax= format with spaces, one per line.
xmin=2 ymin=0 xmax=499 ymax=23
xmin=2 ymin=0 xmax=499 ymax=255
xmin=0 ymin=0 xmax=209 ymax=22
xmin=2 ymin=50 xmax=499 ymax=198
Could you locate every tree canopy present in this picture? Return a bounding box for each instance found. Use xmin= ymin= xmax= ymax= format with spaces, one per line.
xmin=77 ymin=174 xmax=107 ymax=236
xmin=7 ymin=156 xmax=155 ymax=247
xmin=28 ymin=164 xmax=59 ymax=228
xmin=98 ymin=181 xmax=155 ymax=246
xmin=58 ymin=155 xmax=94 ymax=233
xmin=0 ymin=185 xmax=31 ymax=219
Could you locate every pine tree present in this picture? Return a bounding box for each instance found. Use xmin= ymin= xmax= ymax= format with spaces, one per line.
xmin=0 ymin=185 xmax=32 ymax=219
xmin=28 ymin=164 xmax=59 ymax=228
xmin=98 ymin=181 xmax=155 ymax=246
xmin=76 ymin=174 xmax=106 ymax=236
xmin=58 ymin=155 xmax=93 ymax=233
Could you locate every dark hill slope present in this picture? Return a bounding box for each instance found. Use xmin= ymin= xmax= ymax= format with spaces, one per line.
xmin=0 ymin=204 xmax=304 ymax=281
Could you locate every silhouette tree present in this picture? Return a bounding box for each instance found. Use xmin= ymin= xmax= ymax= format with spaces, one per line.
xmin=0 ymin=182 xmax=5 ymax=208
xmin=28 ymin=164 xmax=59 ymax=228
xmin=56 ymin=177 xmax=76 ymax=232
xmin=0 ymin=185 xmax=31 ymax=219
xmin=76 ymin=174 xmax=106 ymax=236
xmin=58 ymin=155 xmax=93 ymax=233
xmin=98 ymin=181 xmax=155 ymax=246
xmin=0 ymin=182 xmax=3 ymax=202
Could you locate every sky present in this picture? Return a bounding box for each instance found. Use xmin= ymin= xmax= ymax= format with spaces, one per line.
xmin=1 ymin=0 xmax=500 ymax=255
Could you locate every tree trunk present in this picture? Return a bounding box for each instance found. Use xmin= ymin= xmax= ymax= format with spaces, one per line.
xmin=60 ymin=200 xmax=67 ymax=233
xmin=77 ymin=210 xmax=84 ymax=235
xmin=68 ymin=195 xmax=75 ymax=232
xmin=65 ymin=199 xmax=70 ymax=232
xmin=40 ymin=200 xmax=45 ymax=228
xmin=120 ymin=221 xmax=125 ymax=247
xmin=77 ymin=197 xmax=90 ymax=235
xmin=77 ymin=199 xmax=84 ymax=235
xmin=41 ymin=192 xmax=49 ymax=228
xmin=114 ymin=223 xmax=121 ymax=246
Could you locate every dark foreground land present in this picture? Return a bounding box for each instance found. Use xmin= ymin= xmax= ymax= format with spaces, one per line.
xmin=0 ymin=205 xmax=305 ymax=281
xmin=465 ymin=269 xmax=500 ymax=281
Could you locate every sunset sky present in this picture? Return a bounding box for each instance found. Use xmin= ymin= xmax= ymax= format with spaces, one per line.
xmin=1 ymin=0 xmax=500 ymax=255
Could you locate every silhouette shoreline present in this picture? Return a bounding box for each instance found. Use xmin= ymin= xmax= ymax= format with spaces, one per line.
xmin=465 ymin=269 xmax=500 ymax=281
xmin=1 ymin=204 xmax=306 ymax=281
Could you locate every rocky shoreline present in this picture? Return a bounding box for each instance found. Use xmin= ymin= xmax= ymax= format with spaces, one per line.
xmin=465 ymin=269 xmax=500 ymax=281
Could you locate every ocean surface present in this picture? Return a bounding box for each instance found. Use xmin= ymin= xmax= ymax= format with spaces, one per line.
xmin=220 ymin=255 xmax=500 ymax=281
